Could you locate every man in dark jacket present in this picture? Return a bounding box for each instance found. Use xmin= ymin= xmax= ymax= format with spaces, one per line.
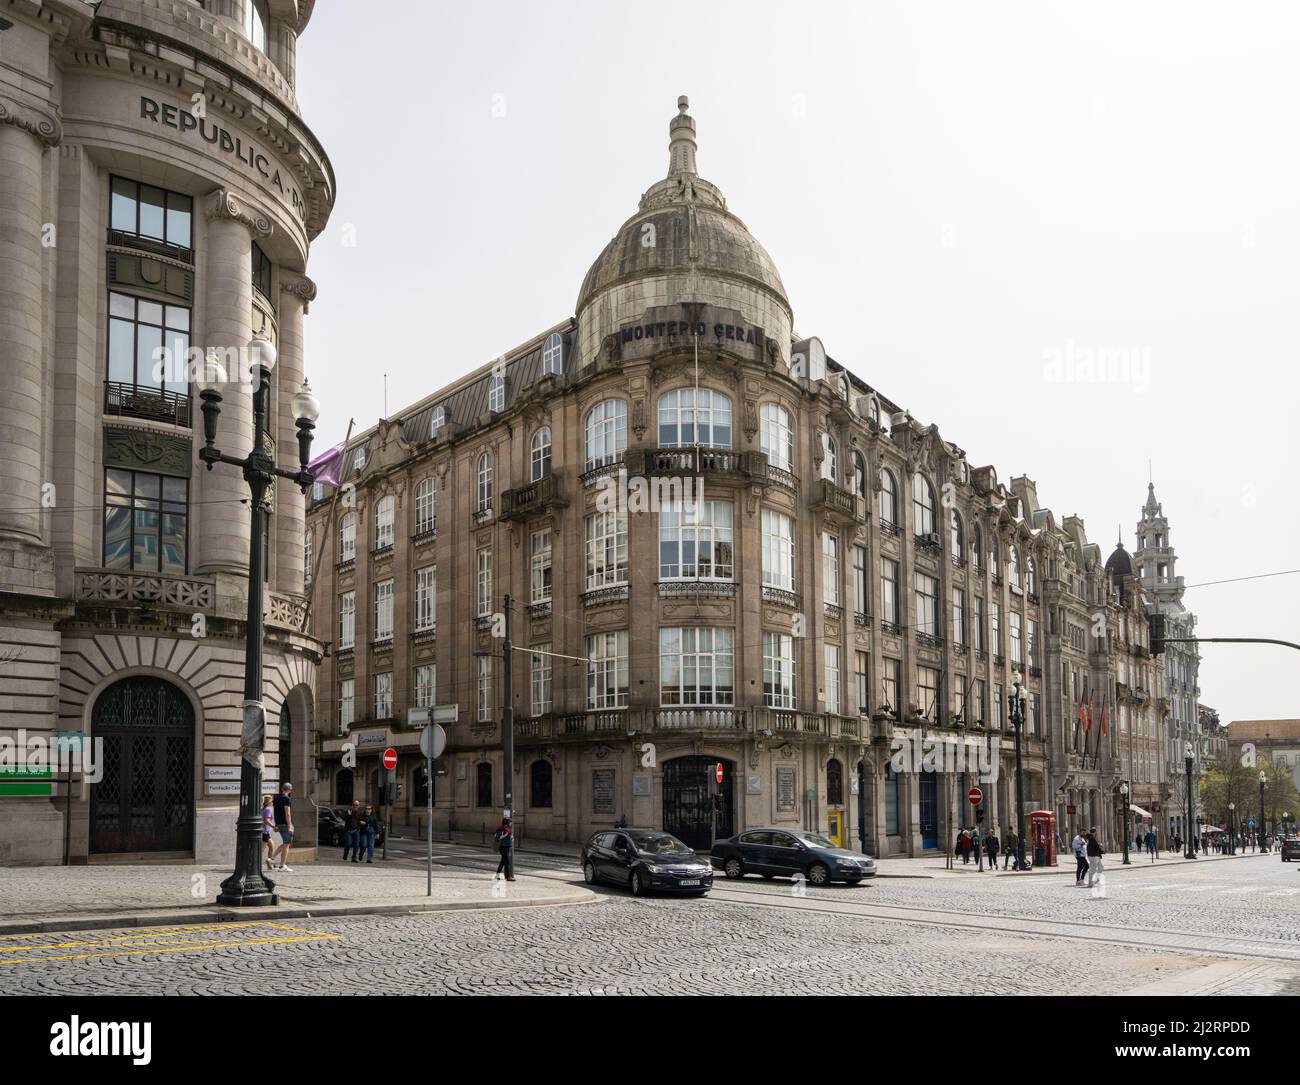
xmin=984 ymin=830 xmax=1000 ymax=872
xmin=344 ymin=799 xmax=364 ymax=863
xmin=1003 ymin=830 xmax=1019 ymax=870
xmin=494 ymin=816 xmax=515 ymax=881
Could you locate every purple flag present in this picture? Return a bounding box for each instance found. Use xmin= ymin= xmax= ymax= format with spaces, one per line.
xmin=308 ymin=441 xmax=346 ymax=487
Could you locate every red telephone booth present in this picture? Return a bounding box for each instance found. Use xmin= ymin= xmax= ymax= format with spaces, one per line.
xmin=1029 ymin=810 xmax=1057 ymax=867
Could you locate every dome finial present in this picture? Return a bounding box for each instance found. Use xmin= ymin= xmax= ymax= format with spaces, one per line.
xmin=668 ymin=94 xmax=698 ymax=178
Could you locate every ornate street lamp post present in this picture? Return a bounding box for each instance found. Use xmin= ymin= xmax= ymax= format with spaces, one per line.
xmin=1183 ymin=741 xmax=1195 ymax=860
xmin=1009 ymin=674 xmax=1029 ymax=871
xmin=1120 ymin=781 xmax=1130 ymax=865
xmin=1228 ymin=801 xmax=1235 ymax=855
xmin=1259 ymin=770 xmax=1267 ymax=851
xmin=197 ymin=339 xmax=320 ymax=906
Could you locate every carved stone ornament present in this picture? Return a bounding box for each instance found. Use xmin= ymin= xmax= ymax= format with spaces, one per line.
xmin=281 ymin=275 xmax=318 ymax=314
xmin=0 ymin=95 xmax=62 ymax=147
xmin=103 ymin=427 xmax=192 ymax=479
xmin=593 ymin=744 xmax=612 ymax=760
xmin=631 ymin=399 xmax=647 ymax=439
xmin=206 ymin=187 xmax=273 ymax=239
xmin=602 ymin=333 xmax=622 ymax=363
xmin=778 ymin=743 xmax=795 ymax=759
xmin=743 ymin=400 xmax=758 ymax=443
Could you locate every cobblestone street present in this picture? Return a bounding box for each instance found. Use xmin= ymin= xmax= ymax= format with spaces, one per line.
xmin=2 ymin=848 xmax=1297 ymax=996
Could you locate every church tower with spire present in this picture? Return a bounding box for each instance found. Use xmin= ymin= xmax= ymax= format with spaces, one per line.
xmin=1133 ymin=483 xmax=1203 ymax=841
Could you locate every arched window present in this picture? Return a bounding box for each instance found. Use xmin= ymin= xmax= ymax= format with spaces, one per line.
xmin=820 ymin=433 xmax=837 ymax=482
xmin=414 ymin=478 xmax=436 ymax=536
xmin=1008 ymin=544 xmax=1021 ymax=588
xmin=657 ymin=388 xmax=732 ymax=448
xmin=530 ymin=427 xmax=552 ymax=481
xmin=430 ymin=406 xmax=445 ymax=438
xmin=530 ymin=759 xmax=553 ymax=808
xmin=912 ymin=473 xmax=936 ymax=536
xmin=869 ymin=397 xmax=881 ymax=426
xmin=339 ymin=512 xmax=356 ymax=562
xmin=879 ymin=469 xmax=898 ymax=527
xmin=475 ymin=762 xmax=493 ymax=808
xmin=973 ymin=523 xmax=984 ymax=571
xmin=852 ymin=451 xmax=866 ymax=497
xmin=542 ymin=332 xmax=563 ymax=376
xmin=759 ymin=403 xmax=793 ymax=471
xmin=244 ymin=0 xmax=269 ymax=53
xmin=827 ymin=758 xmax=844 ymax=806
xmin=950 ymin=510 xmax=964 ymax=560
xmin=991 ymin=535 xmax=1001 ymax=577
xmin=374 ymin=495 xmax=395 ymax=549
xmin=353 ymin=446 xmax=366 ymax=474
xmin=1027 ymin=556 xmax=1038 ymax=596
xmin=584 ymin=399 xmax=627 ymax=471
xmin=837 ymin=374 xmax=851 ymax=401
xmin=488 ymin=371 xmax=505 ymax=412
xmin=477 ymin=451 xmax=493 ymax=512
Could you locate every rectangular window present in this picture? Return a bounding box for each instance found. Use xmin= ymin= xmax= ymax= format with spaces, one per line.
xmin=975 ymin=679 xmax=987 ymax=726
xmin=991 ymin=601 xmax=1002 ymax=656
xmin=881 ymin=656 xmax=900 ymax=716
xmin=107 ymin=292 xmax=191 ymax=395
xmin=1027 ymin=618 xmax=1039 ymax=668
xmin=415 ymin=565 xmax=436 ymax=631
xmin=103 ymin=468 xmax=188 ymax=574
xmin=110 ymin=176 xmax=193 ymax=249
xmin=477 ymin=548 xmax=492 ymax=617
xmin=762 ymin=632 xmax=797 ymax=709
xmin=822 ymin=532 xmax=840 ymax=606
xmin=587 ymin=631 xmax=629 ymax=709
xmin=952 ymin=587 xmax=966 ymax=647
xmin=477 ymin=655 xmax=493 ymax=722
xmin=339 ymin=591 xmax=355 ymax=650
xmin=414 ymin=664 xmax=435 ymax=709
xmin=304 ymin=531 xmax=313 ymax=586
xmin=530 ymin=530 xmax=553 ymax=603
xmin=1010 ymin=611 xmax=1023 ymax=666
xmin=916 ymin=666 xmax=940 ymax=720
xmin=852 ymin=544 xmax=869 ymax=617
xmin=994 ymin=684 xmax=1004 ymax=729
xmin=659 ymin=500 xmax=733 ymax=579
xmin=760 ymin=509 xmax=795 ymax=590
xmin=823 ymin=645 xmax=840 ymax=715
xmin=881 ymin=557 xmax=900 ymax=626
xmin=415 ymin=480 xmax=436 ymax=535
xmin=373 ymin=579 xmax=394 ymax=642
xmin=659 ymin=627 xmax=735 ymax=706
xmin=339 ymin=679 xmax=354 ymax=735
xmin=252 ymin=241 xmax=273 ymax=300
xmin=585 ymin=510 xmax=628 ymax=589
xmin=1031 ymin=692 xmax=1042 ymax=737
xmin=855 ymin=650 xmax=870 ymax=715
xmin=975 ymin=596 xmax=986 ymax=652
xmin=531 ymin=644 xmax=553 ymax=717
xmin=914 ymin=572 xmax=938 ymax=636
xmin=954 ymin=682 xmax=967 ymax=722
xmin=374 ymin=671 xmax=393 ymax=719
xmin=375 ymin=498 xmax=395 ymax=550
xmin=340 ymin=515 xmax=356 ymax=563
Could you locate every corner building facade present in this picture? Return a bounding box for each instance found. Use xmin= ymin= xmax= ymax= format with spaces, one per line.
xmin=309 ymin=99 xmax=1154 ymax=857
xmin=0 ymin=1 xmax=334 ymax=864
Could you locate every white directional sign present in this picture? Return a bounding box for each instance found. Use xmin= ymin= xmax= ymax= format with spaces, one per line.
xmin=409 ymin=704 xmax=458 ymax=727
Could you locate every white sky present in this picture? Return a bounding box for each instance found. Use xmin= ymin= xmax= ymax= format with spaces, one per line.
xmin=296 ymin=0 xmax=1300 ymax=724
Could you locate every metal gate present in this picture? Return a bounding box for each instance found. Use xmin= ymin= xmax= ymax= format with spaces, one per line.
xmin=662 ymin=756 xmax=733 ymax=851
xmin=919 ymin=774 xmax=939 ymax=849
xmin=90 ymin=677 xmax=194 ymax=854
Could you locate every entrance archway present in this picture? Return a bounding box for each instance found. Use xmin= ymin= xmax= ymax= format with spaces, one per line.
xmin=662 ymin=756 xmax=734 ymax=851
xmin=90 ymin=676 xmax=194 ymax=854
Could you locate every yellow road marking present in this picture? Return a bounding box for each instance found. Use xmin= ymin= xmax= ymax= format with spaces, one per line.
xmin=0 ymin=922 xmax=275 ymax=952
xmin=0 ymin=932 xmax=341 ymax=967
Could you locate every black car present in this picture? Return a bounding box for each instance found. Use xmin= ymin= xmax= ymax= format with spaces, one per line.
xmin=581 ymin=829 xmax=714 ymax=896
xmin=1281 ymin=836 xmax=1300 ymax=862
xmin=710 ymin=828 xmax=877 ymax=886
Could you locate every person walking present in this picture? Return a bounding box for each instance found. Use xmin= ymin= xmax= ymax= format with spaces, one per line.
xmin=261 ymin=794 xmax=277 ymax=869
xmin=1085 ymin=827 xmax=1105 ymax=888
xmin=271 ymin=782 xmax=294 ymax=872
xmin=984 ymin=829 xmax=1000 ymax=872
xmin=1145 ymin=828 xmax=1156 ymax=861
xmin=1003 ymin=829 xmax=1019 ymax=870
xmin=1071 ymin=828 xmax=1089 ymax=886
xmin=359 ymin=803 xmax=378 ymax=863
xmin=343 ymin=798 xmax=363 ymax=862
xmin=972 ymin=829 xmax=983 ymax=870
xmin=494 ymin=816 xmax=515 ymax=881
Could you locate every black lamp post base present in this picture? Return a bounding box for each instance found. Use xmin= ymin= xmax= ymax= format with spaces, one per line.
xmin=217 ymin=871 xmax=279 ymax=907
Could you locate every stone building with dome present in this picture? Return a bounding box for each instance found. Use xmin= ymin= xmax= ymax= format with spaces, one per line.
xmin=306 ymin=97 xmax=1160 ymax=858
xmin=0 ymin=1 xmax=333 ymax=864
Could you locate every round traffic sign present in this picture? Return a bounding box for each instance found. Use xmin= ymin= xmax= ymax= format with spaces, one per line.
xmin=968 ymin=786 xmax=983 ymax=806
xmin=382 ymin=748 xmax=398 ymax=771
xmin=419 ymin=724 xmax=447 ymax=761
xmin=715 ymin=763 xmax=724 ymax=784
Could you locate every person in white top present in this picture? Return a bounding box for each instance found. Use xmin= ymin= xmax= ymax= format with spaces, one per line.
xmin=1071 ymin=829 xmax=1088 ymax=887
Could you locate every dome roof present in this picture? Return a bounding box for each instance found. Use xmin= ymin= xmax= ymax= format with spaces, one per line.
xmin=1104 ymin=541 xmax=1133 ymax=578
xmin=575 ymin=97 xmax=790 ymax=319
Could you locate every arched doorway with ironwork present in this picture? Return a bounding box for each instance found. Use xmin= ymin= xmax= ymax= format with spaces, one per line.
xmin=662 ymin=756 xmax=734 ymax=851
xmin=90 ymin=676 xmax=195 ymax=854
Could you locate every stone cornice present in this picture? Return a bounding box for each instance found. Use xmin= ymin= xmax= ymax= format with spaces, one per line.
xmin=0 ymin=94 xmax=63 ymax=147
xmin=206 ymin=187 xmax=273 ymax=239
xmin=280 ymin=274 xmax=317 ymax=312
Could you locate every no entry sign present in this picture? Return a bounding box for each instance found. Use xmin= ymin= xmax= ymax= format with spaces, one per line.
xmin=715 ymin=763 xmax=724 ymax=784
xmin=382 ymin=748 xmax=398 ymax=771
xmin=968 ymin=787 xmax=983 ymax=806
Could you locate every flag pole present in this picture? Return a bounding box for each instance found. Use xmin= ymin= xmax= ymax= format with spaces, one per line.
xmin=299 ymin=417 xmax=355 ymax=634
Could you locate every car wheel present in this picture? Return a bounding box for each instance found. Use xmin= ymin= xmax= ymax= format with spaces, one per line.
xmin=629 ymin=868 xmax=645 ymax=896
xmin=807 ymin=862 xmax=831 ymax=887
xmin=583 ymin=860 xmax=598 ymax=885
xmin=723 ymin=857 xmax=744 ymax=879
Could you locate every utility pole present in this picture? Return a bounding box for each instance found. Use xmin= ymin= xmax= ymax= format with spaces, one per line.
xmin=502 ymin=594 xmax=514 ymax=822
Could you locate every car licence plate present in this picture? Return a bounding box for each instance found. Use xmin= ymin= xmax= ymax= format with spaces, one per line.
xmin=678 ymin=878 xmax=701 ymax=887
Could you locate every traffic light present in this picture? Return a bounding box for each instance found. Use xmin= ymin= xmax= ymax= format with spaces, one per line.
xmin=712 ymin=793 xmax=723 ymax=813
xmin=976 ymin=806 xmax=985 ymax=824
xmin=1148 ymin=612 xmax=1166 ymax=655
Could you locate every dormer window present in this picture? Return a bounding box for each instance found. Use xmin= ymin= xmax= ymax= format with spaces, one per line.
xmin=542 ymin=333 xmax=563 ymax=376
xmin=245 ymin=0 xmax=270 ymax=54
xmin=489 ymin=372 xmax=505 ymax=412
xmin=430 ymin=406 xmax=445 ymax=438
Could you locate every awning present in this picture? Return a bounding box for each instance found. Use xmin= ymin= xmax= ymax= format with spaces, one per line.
xmin=1128 ymin=803 xmax=1152 ymax=818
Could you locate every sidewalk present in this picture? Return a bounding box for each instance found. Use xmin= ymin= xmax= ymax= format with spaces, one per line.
xmin=0 ymin=859 xmax=594 ymax=936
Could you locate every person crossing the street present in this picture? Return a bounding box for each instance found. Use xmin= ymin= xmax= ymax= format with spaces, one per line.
xmin=494 ymin=815 xmax=516 ymax=881
xmin=1072 ymin=827 xmax=1089 ymax=886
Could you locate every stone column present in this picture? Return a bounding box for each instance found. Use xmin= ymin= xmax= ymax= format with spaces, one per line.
xmin=0 ymin=101 xmax=60 ymax=554
xmin=195 ymin=189 xmax=271 ymax=579
xmin=275 ymin=275 xmax=315 ymax=599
